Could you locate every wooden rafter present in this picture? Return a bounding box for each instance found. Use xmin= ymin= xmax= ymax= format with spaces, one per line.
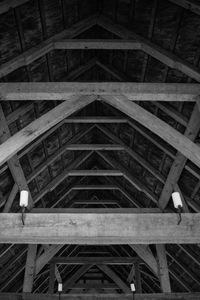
xmin=97 ymin=265 xmax=130 ymax=293
xmin=0 ymin=95 xmax=96 ymax=167
xmin=102 ymin=95 xmax=200 ymax=169
xmin=158 ymin=103 xmax=200 ymax=210
xmin=97 ymin=16 xmax=200 ymax=82
xmin=0 ymin=15 xmax=98 ymax=78
xmin=0 ymin=212 xmax=199 ymax=244
xmin=168 ymin=0 xmax=200 ymax=16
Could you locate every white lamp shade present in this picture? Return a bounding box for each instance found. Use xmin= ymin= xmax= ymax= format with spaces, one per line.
xmin=58 ymin=283 xmax=63 ymax=292
xmin=130 ymin=282 xmax=136 ymax=292
xmin=19 ymin=190 xmax=29 ymax=207
xmin=172 ymin=192 xmax=182 ymax=208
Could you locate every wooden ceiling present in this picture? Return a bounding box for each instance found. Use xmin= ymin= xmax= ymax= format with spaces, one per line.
xmin=0 ymin=0 xmax=200 ymax=299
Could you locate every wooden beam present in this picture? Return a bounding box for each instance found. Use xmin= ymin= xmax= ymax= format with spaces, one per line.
xmin=52 ymin=257 xmax=139 ymax=265
xmin=102 ymin=96 xmax=200 ymax=169
xmin=156 ymin=245 xmax=171 ymax=293
xmin=168 ymin=0 xmax=200 ymax=16
xmin=158 ymin=103 xmax=200 ymax=209
xmin=97 ymin=16 xmax=200 ymax=82
xmin=67 ymin=170 xmax=123 ymax=176
xmin=23 ymin=244 xmax=37 ymax=292
xmin=63 ymin=265 xmax=93 ymax=291
xmin=0 ymin=83 xmax=199 ymax=101
xmin=97 ymin=265 xmax=130 ymax=293
xmin=65 ymin=117 xmax=127 ymax=123
xmin=130 ymin=245 xmax=158 ymax=276
xmin=54 ymin=39 xmax=141 ymax=50
xmin=59 ymin=144 xmax=124 ymax=151
xmin=0 ymin=0 xmax=29 ymax=14
xmin=0 ymin=15 xmax=98 ymax=78
xmin=0 ymin=213 xmax=199 ymax=244
xmin=0 ymin=105 xmax=33 ymax=210
xmin=96 ymin=124 xmax=165 ymax=183
xmin=32 ymin=208 xmax=161 ymax=214
xmin=0 ymin=95 xmax=95 ymax=166
xmin=1 ymin=293 xmax=200 ymax=300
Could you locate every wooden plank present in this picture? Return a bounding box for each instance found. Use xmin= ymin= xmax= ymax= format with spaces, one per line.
xmin=103 ymin=96 xmax=200 ymax=169
xmin=158 ymin=103 xmax=200 ymax=209
xmin=0 ymin=15 xmax=98 ymax=78
xmin=51 ymin=257 xmax=139 ymax=265
xmin=54 ymin=39 xmax=141 ymax=50
xmin=97 ymin=16 xmax=200 ymax=82
xmin=0 ymin=213 xmax=199 ymax=244
xmin=97 ymin=265 xmax=130 ymax=293
xmin=0 ymin=83 xmax=200 ymax=101
xmin=23 ymin=244 xmax=37 ymax=292
xmin=156 ymin=245 xmax=171 ymax=293
xmin=1 ymin=292 xmax=200 ymax=300
xmin=168 ymin=0 xmax=200 ymax=16
xmin=0 ymin=95 xmax=95 ymax=166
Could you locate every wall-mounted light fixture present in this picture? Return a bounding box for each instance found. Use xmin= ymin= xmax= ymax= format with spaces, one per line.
xmin=19 ymin=190 xmax=29 ymax=226
xmin=130 ymin=282 xmax=136 ymax=299
xmin=172 ymin=192 xmax=183 ymax=225
xmin=58 ymin=282 xmax=62 ymax=300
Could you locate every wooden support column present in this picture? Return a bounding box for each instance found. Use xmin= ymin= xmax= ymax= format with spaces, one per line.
xmin=49 ymin=262 xmax=55 ymax=294
xmin=135 ymin=262 xmax=142 ymax=293
xmin=0 ymin=105 xmax=33 ymax=210
xmin=23 ymin=244 xmax=37 ymax=293
xmin=156 ymin=245 xmax=171 ymax=293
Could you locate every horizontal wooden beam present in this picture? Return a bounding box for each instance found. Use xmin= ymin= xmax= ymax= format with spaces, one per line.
xmin=32 ymin=208 xmax=161 ymax=214
xmin=57 ymin=144 xmax=124 ymax=151
xmin=0 ymin=213 xmax=199 ymax=244
xmin=54 ymin=39 xmax=141 ymax=50
xmin=67 ymin=170 xmax=123 ymax=176
xmin=65 ymin=117 xmax=127 ymax=123
xmin=0 ymin=83 xmax=199 ymax=101
xmin=1 ymin=293 xmax=200 ymax=300
xmin=51 ymin=257 xmax=139 ymax=265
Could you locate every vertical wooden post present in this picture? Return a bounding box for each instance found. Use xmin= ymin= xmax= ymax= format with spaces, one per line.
xmin=23 ymin=244 xmax=37 ymax=292
xmin=156 ymin=244 xmax=171 ymax=292
xmin=48 ymin=262 xmax=56 ymax=293
xmin=135 ymin=262 xmax=142 ymax=293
